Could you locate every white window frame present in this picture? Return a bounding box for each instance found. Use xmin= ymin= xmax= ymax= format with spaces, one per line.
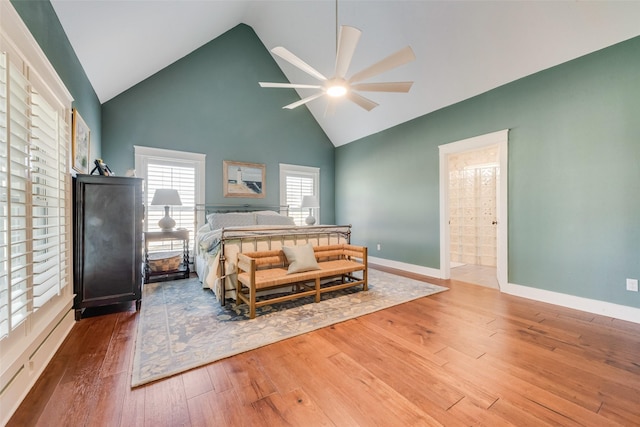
xmin=1 ymin=2 xmax=74 ymax=424
xmin=134 ymin=145 xmax=206 ymax=234
xmin=279 ymin=163 xmax=320 ymax=225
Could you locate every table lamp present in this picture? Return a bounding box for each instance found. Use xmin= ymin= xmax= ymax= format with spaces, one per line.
xmin=300 ymin=195 xmax=319 ymax=225
xmin=151 ymin=189 xmax=182 ymax=231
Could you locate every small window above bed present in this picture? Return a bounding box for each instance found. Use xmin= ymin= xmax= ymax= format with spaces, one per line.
xmin=280 ymin=164 xmax=320 ymax=226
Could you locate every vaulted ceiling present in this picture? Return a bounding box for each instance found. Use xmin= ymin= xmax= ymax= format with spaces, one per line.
xmin=50 ymin=1 xmax=640 ymax=146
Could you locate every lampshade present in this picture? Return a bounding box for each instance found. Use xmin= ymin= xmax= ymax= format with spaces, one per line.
xmin=300 ymin=195 xmax=319 ymax=225
xmin=150 ymin=189 xmax=182 ymax=231
xmin=151 ymin=189 xmax=182 ymax=206
xmin=300 ymin=195 xmax=319 ymax=209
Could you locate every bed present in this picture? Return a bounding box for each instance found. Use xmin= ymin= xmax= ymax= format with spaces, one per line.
xmin=194 ymin=204 xmax=352 ymax=304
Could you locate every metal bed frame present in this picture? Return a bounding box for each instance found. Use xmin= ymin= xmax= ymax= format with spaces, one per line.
xmin=194 ymin=204 xmax=352 ymax=302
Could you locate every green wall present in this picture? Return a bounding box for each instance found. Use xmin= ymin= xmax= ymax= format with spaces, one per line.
xmin=101 ymin=24 xmax=335 ymax=222
xmin=13 ymin=0 xmax=639 ymax=308
xmin=336 ymin=36 xmax=640 ymax=309
xmin=11 ymin=0 xmax=102 ymax=159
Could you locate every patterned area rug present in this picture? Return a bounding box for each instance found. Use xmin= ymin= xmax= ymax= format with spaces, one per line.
xmin=131 ymin=269 xmax=448 ymax=387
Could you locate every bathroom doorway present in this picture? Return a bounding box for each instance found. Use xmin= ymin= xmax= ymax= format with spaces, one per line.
xmin=438 ymin=130 xmax=508 ymax=289
xmin=448 ymin=145 xmax=499 ymax=288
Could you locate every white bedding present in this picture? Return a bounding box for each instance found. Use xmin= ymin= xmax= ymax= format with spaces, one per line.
xmin=195 ymin=220 xmax=351 ymax=303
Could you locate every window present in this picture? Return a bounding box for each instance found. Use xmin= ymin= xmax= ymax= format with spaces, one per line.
xmin=134 ymin=146 xmax=205 ymax=254
xmin=0 ymin=36 xmax=72 ymax=339
xmin=279 ymin=164 xmax=319 ymax=226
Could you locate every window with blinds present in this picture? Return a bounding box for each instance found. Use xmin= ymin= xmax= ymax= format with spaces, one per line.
xmin=146 ymin=162 xmax=195 ymax=233
xmin=279 ymin=164 xmax=320 ymax=226
xmin=134 ymin=146 xmax=205 ymax=255
xmin=0 ymin=47 xmax=71 ymax=340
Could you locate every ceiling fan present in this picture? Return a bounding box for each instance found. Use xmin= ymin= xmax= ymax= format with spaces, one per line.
xmin=259 ymin=24 xmax=416 ymax=112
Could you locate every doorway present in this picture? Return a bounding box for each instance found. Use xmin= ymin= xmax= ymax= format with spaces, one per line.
xmin=448 ymin=145 xmax=499 ymax=288
xmin=438 ymin=130 xmax=508 ymax=289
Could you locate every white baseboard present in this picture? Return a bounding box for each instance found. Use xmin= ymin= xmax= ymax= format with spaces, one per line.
xmin=367 ymin=256 xmax=640 ymax=325
xmin=368 ymin=256 xmax=441 ymax=279
xmin=501 ymin=282 xmax=640 ymax=324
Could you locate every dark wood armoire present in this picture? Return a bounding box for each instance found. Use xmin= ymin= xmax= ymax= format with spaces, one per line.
xmin=73 ymin=175 xmax=144 ymax=320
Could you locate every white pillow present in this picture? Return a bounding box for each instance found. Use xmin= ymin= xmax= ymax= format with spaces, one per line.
xmin=256 ymin=213 xmax=295 ymax=226
xmin=282 ymin=243 xmax=320 ymax=274
xmin=206 ymin=212 xmax=256 ymax=230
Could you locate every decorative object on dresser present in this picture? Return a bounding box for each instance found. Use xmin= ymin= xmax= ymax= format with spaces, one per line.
xmin=300 ymin=194 xmax=319 ymax=225
xmin=90 ymin=158 xmax=113 ymax=176
xmin=144 ymin=229 xmax=190 ymax=283
xmin=151 ymin=188 xmax=182 ymax=231
xmin=73 ymin=175 xmax=144 ymax=320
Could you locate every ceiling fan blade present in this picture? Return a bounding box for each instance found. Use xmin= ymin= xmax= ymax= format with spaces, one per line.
xmin=271 ymin=46 xmax=327 ymax=82
xmin=259 ymin=82 xmax=322 ymax=89
xmin=324 ymin=98 xmax=338 ymax=117
xmin=334 ymin=26 xmax=362 ymax=79
xmin=283 ymin=92 xmax=325 ymax=109
xmin=351 ymin=81 xmax=414 ymax=93
xmin=349 ymin=46 xmax=416 ymax=84
xmin=346 ymin=91 xmax=379 ymax=111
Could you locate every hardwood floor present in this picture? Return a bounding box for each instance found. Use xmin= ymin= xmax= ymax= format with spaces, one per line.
xmin=8 ymin=268 xmax=640 ymax=426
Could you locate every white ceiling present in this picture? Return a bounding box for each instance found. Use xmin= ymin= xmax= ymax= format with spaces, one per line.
xmin=50 ymin=1 xmax=640 ymax=147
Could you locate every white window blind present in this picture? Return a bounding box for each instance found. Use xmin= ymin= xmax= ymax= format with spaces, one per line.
xmin=146 ymin=162 xmax=195 ymax=233
xmin=0 ymin=46 xmax=71 ymax=340
xmin=31 ymin=87 xmax=69 ymax=309
xmin=3 ymin=56 xmax=32 ymax=335
xmin=280 ymin=164 xmax=319 ymax=226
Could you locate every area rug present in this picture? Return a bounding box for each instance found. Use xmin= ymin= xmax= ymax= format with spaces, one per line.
xmin=131 ymin=269 xmax=448 ymax=387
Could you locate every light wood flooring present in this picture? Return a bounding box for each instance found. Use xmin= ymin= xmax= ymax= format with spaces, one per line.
xmin=8 ymin=268 xmax=640 ymax=426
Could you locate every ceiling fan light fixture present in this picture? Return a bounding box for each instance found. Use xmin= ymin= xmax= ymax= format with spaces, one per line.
xmin=259 ymin=1 xmax=415 ymax=111
xmin=326 ymin=84 xmax=347 ymax=97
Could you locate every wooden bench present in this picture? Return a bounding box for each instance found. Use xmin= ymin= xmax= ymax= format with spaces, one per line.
xmin=236 ymin=244 xmax=368 ymax=318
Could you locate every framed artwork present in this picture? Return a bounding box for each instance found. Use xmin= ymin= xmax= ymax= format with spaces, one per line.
xmin=72 ymin=108 xmax=90 ymax=173
xmin=223 ymin=160 xmax=265 ymax=198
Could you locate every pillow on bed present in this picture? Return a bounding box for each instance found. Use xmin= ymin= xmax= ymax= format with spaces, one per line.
xmin=206 ymin=212 xmax=256 ymax=230
xmin=282 ymin=243 xmax=320 ymax=274
xmin=255 ymin=213 xmax=296 ymax=226
xmin=252 ymin=210 xmax=280 ymax=216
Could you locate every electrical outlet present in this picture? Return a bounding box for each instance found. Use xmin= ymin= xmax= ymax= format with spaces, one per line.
xmin=377 ymin=243 xmax=381 ymax=251
xmin=626 ymin=278 xmax=638 ymax=292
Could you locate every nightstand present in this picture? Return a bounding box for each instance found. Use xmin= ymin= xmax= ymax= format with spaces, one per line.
xmin=144 ymin=229 xmax=190 ymax=283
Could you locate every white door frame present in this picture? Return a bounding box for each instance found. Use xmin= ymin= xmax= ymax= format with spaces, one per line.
xmin=438 ymin=129 xmax=509 ymax=289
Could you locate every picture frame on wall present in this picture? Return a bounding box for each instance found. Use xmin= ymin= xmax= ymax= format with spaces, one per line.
xmin=72 ymin=108 xmax=90 ymax=173
xmin=223 ymin=160 xmax=265 ymax=198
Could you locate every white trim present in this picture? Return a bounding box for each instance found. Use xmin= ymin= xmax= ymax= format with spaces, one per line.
xmin=0 ymin=2 xmax=73 ymax=103
xmin=366 ymin=257 xmax=640 ymax=325
xmin=502 ymin=282 xmax=640 ymax=324
xmin=368 ymin=256 xmax=441 ymax=279
xmin=0 ymin=300 xmax=75 ymax=427
xmin=1 ymin=3 xmax=74 ymax=424
xmin=134 ymin=145 xmax=207 ymax=162
xmin=438 ymin=129 xmax=509 ymax=289
xmin=134 ymin=145 xmax=206 ymax=227
xmin=279 ymin=163 xmax=320 ymax=224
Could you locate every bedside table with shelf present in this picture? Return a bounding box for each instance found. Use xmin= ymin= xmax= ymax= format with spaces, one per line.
xmin=144 ymin=229 xmax=190 ymax=283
